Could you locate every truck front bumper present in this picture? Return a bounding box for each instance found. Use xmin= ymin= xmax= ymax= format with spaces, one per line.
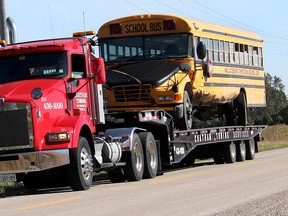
xmin=0 ymin=149 xmax=70 ymax=174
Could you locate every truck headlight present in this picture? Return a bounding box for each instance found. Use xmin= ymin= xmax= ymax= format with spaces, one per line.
xmin=47 ymin=132 xmax=70 ymax=143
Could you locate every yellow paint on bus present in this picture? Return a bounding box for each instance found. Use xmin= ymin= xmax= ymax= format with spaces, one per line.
xmin=97 ymin=14 xmax=266 ymax=129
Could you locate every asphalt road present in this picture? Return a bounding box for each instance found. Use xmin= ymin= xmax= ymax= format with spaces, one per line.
xmin=1 ymin=148 xmax=288 ymax=216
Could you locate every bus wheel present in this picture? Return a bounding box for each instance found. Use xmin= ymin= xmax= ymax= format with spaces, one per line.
xmin=234 ymin=91 xmax=248 ymax=126
xmin=236 ymin=140 xmax=246 ymax=162
xmin=224 ymin=102 xmax=235 ymax=126
xmin=67 ymin=136 xmax=93 ymax=191
xmin=224 ymin=141 xmax=237 ymax=163
xmin=245 ymin=138 xmax=256 ymax=160
xmin=123 ymin=133 xmax=144 ymax=181
xmin=139 ymin=132 xmax=158 ymax=179
xmin=178 ymin=91 xmax=193 ymax=130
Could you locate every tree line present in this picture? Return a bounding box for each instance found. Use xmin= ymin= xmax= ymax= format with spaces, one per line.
xmin=250 ymin=73 xmax=288 ymax=125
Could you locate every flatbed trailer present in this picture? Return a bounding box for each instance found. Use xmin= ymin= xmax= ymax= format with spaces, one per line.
xmin=97 ymin=109 xmax=265 ymax=178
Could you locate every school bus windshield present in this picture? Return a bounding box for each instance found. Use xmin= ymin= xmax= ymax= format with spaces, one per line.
xmin=100 ymin=34 xmax=193 ymax=63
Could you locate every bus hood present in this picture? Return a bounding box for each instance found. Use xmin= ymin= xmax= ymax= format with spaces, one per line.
xmin=106 ymin=61 xmax=180 ymax=87
xmin=0 ymin=79 xmax=65 ymax=101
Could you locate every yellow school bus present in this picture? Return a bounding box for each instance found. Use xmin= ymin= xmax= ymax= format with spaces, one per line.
xmin=97 ymin=14 xmax=266 ymax=130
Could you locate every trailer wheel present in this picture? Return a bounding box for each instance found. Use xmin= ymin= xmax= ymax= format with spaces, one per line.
xmin=224 ymin=141 xmax=237 ymax=163
xmin=107 ymin=168 xmax=126 ymax=183
xmin=67 ymin=136 xmax=93 ymax=191
xmin=236 ymin=140 xmax=246 ymax=162
xmin=245 ymin=138 xmax=256 ymax=160
xmin=177 ymin=91 xmax=193 ymax=130
xmin=139 ymin=132 xmax=158 ymax=179
xmin=123 ymin=133 xmax=144 ymax=181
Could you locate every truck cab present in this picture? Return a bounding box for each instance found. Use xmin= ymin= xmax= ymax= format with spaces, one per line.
xmin=0 ymin=31 xmax=106 ymax=190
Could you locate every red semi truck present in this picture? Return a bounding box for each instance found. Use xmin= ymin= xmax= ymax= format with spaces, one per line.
xmin=0 ymin=31 xmax=264 ymax=190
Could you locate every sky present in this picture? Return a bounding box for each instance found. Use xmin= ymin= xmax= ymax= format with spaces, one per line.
xmin=4 ymin=0 xmax=288 ymax=94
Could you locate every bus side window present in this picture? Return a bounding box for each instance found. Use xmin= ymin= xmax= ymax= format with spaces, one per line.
xmin=253 ymin=47 xmax=259 ymax=67
xmin=229 ymin=42 xmax=235 ymax=63
xmin=72 ymin=54 xmax=85 ymax=78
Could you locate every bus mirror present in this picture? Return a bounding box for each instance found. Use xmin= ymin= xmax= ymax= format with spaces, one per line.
xmin=179 ymin=62 xmax=191 ymax=72
xmin=91 ymin=57 xmax=106 ymax=84
xmin=197 ymin=42 xmax=207 ymax=60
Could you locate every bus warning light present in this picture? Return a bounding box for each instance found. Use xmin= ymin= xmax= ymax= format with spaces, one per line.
xmin=163 ymin=20 xmax=176 ymax=31
xmin=110 ymin=24 xmax=122 ymax=34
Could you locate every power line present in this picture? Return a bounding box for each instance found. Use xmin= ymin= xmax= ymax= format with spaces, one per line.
xmin=154 ymin=0 xmax=198 ymax=20
xmin=124 ymin=0 xmax=151 ymax=13
xmin=185 ymin=0 xmax=288 ymax=41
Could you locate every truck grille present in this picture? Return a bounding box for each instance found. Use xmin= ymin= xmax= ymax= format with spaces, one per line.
xmin=113 ymin=84 xmax=151 ymax=102
xmin=0 ymin=102 xmax=33 ymax=151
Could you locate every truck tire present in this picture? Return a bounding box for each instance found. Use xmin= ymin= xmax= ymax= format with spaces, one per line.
xmin=107 ymin=168 xmax=126 ymax=183
xmin=236 ymin=140 xmax=246 ymax=162
xmin=245 ymin=138 xmax=256 ymax=160
xmin=67 ymin=136 xmax=93 ymax=191
xmin=138 ymin=132 xmax=158 ymax=179
xmin=224 ymin=141 xmax=236 ymax=163
xmin=177 ymin=91 xmax=193 ymax=130
xmin=123 ymin=133 xmax=144 ymax=181
xmin=234 ymin=91 xmax=248 ymax=126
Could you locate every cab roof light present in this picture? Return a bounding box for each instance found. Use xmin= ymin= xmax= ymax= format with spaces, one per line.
xmin=73 ymin=30 xmax=95 ymax=37
xmin=163 ymin=20 xmax=176 ymax=31
xmin=110 ymin=24 xmax=122 ymax=34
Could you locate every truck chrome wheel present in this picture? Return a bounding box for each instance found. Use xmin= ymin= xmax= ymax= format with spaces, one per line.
xmin=133 ymin=141 xmax=143 ymax=172
xmin=139 ymin=132 xmax=158 ymax=179
xmin=67 ymin=136 xmax=93 ymax=191
xmin=123 ymin=133 xmax=144 ymax=181
xmin=80 ymin=146 xmax=93 ymax=181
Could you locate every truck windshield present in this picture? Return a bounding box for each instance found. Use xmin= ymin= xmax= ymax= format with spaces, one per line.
xmin=100 ymin=34 xmax=192 ymax=63
xmin=0 ymin=52 xmax=68 ymax=84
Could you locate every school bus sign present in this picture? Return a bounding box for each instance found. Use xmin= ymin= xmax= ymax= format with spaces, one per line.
xmin=108 ymin=19 xmax=182 ymax=36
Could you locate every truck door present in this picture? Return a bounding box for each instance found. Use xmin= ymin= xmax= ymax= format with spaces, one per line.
xmin=70 ymin=54 xmax=93 ymax=119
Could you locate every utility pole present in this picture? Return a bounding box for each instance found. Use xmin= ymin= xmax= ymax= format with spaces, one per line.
xmin=0 ymin=0 xmax=7 ymax=41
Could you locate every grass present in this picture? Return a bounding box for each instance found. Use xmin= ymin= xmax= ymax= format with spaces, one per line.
xmin=1 ymin=125 xmax=287 ymax=195
xmin=0 ymin=182 xmax=24 ymax=195
xmin=258 ymin=124 xmax=288 ymax=151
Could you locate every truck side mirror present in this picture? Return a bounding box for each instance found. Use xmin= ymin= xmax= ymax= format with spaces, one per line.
xmin=91 ymin=57 xmax=106 ymax=84
xmin=196 ymin=41 xmax=207 ymax=60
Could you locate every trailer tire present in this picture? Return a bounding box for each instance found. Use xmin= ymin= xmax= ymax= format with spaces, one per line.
xmin=139 ymin=132 xmax=158 ymax=179
xmin=245 ymin=138 xmax=256 ymax=160
xmin=67 ymin=136 xmax=93 ymax=191
xmin=177 ymin=91 xmax=193 ymax=130
xmin=108 ymin=168 xmax=126 ymax=183
xmin=123 ymin=133 xmax=144 ymax=181
xmin=224 ymin=141 xmax=237 ymax=163
xmin=236 ymin=140 xmax=246 ymax=162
